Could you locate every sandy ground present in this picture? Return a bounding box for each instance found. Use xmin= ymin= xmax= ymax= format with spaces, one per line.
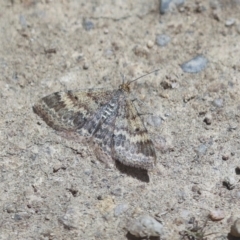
xmin=1 ymin=0 xmax=240 ymax=239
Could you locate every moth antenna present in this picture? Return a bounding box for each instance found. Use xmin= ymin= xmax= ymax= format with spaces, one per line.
xmin=120 ymin=72 xmax=125 ymax=84
xmin=128 ymin=69 xmax=160 ymax=85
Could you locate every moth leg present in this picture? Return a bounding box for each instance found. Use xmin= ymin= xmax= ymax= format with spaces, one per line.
xmin=57 ymin=130 xmax=87 ymax=142
xmin=131 ymin=98 xmax=153 ymax=116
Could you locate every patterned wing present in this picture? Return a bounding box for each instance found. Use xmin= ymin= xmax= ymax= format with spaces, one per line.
xmin=83 ymin=91 xmax=122 ymax=165
xmin=113 ymin=96 xmax=156 ymax=170
xmin=33 ymin=88 xmax=121 ymax=166
xmin=33 ymin=89 xmax=116 ymax=134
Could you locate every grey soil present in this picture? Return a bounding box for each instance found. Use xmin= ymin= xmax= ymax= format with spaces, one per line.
xmin=1 ymin=0 xmax=240 ymax=239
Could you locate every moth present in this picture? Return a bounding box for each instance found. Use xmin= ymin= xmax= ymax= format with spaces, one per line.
xmin=33 ymin=71 xmax=157 ymax=170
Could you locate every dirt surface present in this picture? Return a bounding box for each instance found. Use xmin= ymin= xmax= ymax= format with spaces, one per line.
xmin=1 ymin=0 xmax=240 ymax=239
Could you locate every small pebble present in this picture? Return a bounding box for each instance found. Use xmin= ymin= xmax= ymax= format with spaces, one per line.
xmin=111 ymin=188 xmax=122 ymax=197
xmin=58 ymin=206 xmax=79 ymax=229
xmin=160 ymin=0 xmax=172 ymax=13
xmin=74 ymin=52 xmax=84 ymax=62
xmin=230 ymin=219 xmax=240 ymax=237
xmin=53 ymin=163 xmax=62 ymax=173
xmin=14 ymin=212 xmax=30 ymax=221
xmin=160 ymin=0 xmax=185 ymax=14
xmin=223 ymin=176 xmax=236 ymax=190
xmin=5 ymin=204 xmax=16 ymax=213
xmin=209 ymin=210 xmax=225 ymax=221
xmin=181 ymin=55 xmax=208 ymax=73
xmin=127 ymin=215 xmax=164 ymax=238
xmin=133 ymin=45 xmax=149 ymax=58
xmin=147 ymin=40 xmax=154 ymax=48
xmin=104 ymin=49 xmax=114 ymax=57
xmin=160 ymin=80 xmax=173 ymax=89
xmin=156 ymin=34 xmax=171 ymax=47
xmin=14 ymin=214 xmax=22 ymax=221
xmin=114 ymin=204 xmax=129 ymax=216
xmin=191 ymin=185 xmax=201 ymax=194
xmin=222 ymin=154 xmax=229 ymax=161
xmin=83 ymin=62 xmax=89 ymax=70
xmin=210 ymin=0 xmax=220 ymax=9
xmin=45 ymin=215 xmax=51 ymax=220
xmin=103 ymin=28 xmax=109 ymax=34
xmin=195 ymin=3 xmax=205 ymax=13
xmin=183 ymin=90 xmax=196 ymax=103
xmin=97 ymin=196 xmax=115 ymax=213
xmin=97 ymin=195 xmax=104 ymax=200
xmin=228 ymin=124 xmax=237 ymax=132
xmin=178 ymin=6 xmax=185 ymax=12
xmin=19 ymin=15 xmax=27 ymax=28
xmin=212 ymin=10 xmax=221 ymax=21
xmin=196 ymin=144 xmax=208 ymax=156
xmin=212 ymin=98 xmax=223 ymax=108
xmin=84 ymin=168 xmax=92 ymax=176
xmin=177 ymin=190 xmax=187 ymax=203
xmin=225 ymin=18 xmax=235 ymax=27
xmin=203 ymin=114 xmax=212 ymax=125
xmin=82 ymin=19 xmax=94 ymax=31
xmin=67 ymin=186 xmax=78 ymax=197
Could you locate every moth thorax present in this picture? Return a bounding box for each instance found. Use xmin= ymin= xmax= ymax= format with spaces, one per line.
xmin=119 ymin=83 xmax=130 ymax=92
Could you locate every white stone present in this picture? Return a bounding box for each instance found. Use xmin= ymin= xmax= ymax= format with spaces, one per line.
xmin=127 ymin=215 xmax=164 ymax=238
xmin=209 ymin=209 xmax=225 ymax=221
xmin=230 ymin=218 xmax=240 ymax=237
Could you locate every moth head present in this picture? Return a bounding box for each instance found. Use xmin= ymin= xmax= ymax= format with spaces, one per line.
xmin=119 ymin=82 xmax=131 ymax=92
xmin=119 ymin=69 xmax=159 ymax=92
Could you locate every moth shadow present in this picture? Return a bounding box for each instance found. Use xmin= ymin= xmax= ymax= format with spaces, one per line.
xmin=227 ymin=233 xmax=240 ymax=240
xmin=115 ymin=161 xmax=150 ymax=182
xmin=126 ymin=232 xmax=160 ymax=240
